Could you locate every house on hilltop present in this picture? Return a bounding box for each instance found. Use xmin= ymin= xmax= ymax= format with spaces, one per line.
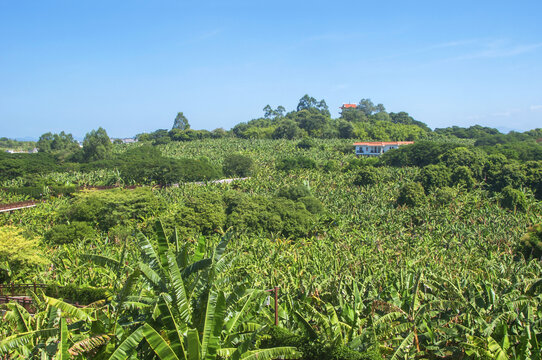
xmin=353 ymin=141 xmax=414 ymax=156
xmin=340 ymin=103 xmax=357 ymax=110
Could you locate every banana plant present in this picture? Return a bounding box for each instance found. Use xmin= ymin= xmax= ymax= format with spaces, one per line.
xmin=99 ymin=220 xmax=300 ymax=359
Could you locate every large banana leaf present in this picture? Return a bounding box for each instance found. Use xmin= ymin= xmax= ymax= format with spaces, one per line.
xmin=142 ymin=323 xmax=180 ymax=360
xmin=201 ymin=290 xmax=227 ymax=360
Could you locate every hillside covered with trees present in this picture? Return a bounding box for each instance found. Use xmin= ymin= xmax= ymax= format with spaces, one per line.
xmin=1 ymin=97 xmax=542 ymax=359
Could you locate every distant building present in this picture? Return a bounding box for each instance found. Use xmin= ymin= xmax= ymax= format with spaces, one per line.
xmin=5 ymin=148 xmax=38 ymax=154
xmin=340 ymin=103 xmax=357 ymax=110
xmin=110 ymin=138 xmax=138 ymax=144
xmin=353 ymin=141 xmax=414 ymax=156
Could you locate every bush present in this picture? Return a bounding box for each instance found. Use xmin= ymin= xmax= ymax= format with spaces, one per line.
xmin=451 ymin=166 xmax=476 ymax=189
xmin=322 ymin=160 xmax=339 ymax=173
xmin=277 ymin=184 xmax=312 ymax=201
xmin=64 ymin=187 xmax=162 ymax=231
xmin=0 ymin=226 xmax=46 ymax=282
xmin=486 ymin=163 xmax=527 ymax=193
xmin=396 ymin=182 xmax=426 ymax=207
xmin=222 ymin=153 xmax=254 ymax=177
xmin=299 ymin=196 xmax=325 ymax=214
xmin=434 ymin=186 xmax=456 ymax=205
xmin=45 ymin=221 xmax=96 ymax=245
xmin=353 ymin=167 xmax=379 ymax=186
xmin=417 ymin=164 xmax=451 ymax=192
xmin=277 ymin=156 xmax=316 ymax=172
xmin=438 ymin=146 xmax=486 ymax=178
xmin=173 ymin=193 xmax=226 ymax=238
xmin=260 ymin=326 xmax=377 ymax=360
xmin=44 ymin=284 xmax=110 ymax=305
xmin=296 ymin=138 xmax=316 ymax=150
xmin=525 ymin=161 xmax=542 ymax=200
xmin=225 ymin=192 xmax=314 ymax=238
xmin=518 ymin=224 xmax=542 ymax=259
xmin=500 ymin=186 xmax=527 ymax=212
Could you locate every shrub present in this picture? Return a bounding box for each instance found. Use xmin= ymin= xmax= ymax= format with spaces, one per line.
xmin=486 ymin=163 xmax=527 ymax=192
xmin=222 ymin=153 xmax=254 ymax=177
xmin=277 ymin=184 xmax=312 ymax=201
xmin=396 ymin=182 xmax=426 ymax=207
xmin=276 ymin=156 xmax=316 ymax=172
xmin=525 ymin=161 xmax=542 ymax=200
xmin=451 ymin=166 xmax=476 ymax=189
xmin=296 ymin=138 xmax=316 ymax=150
xmin=260 ymin=326 xmax=377 ymax=360
xmin=518 ymin=224 xmax=542 ymax=259
xmin=299 ymin=196 xmax=325 ymax=214
xmin=0 ymin=226 xmax=46 ymax=282
xmin=434 ymin=186 xmax=456 ymax=205
xmin=500 ymin=186 xmax=527 ymax=212
xmin=45 ymin=221 xmax=96 ymax=245
xmin=353 ymin=167 xmax=379 ymax=186
xmin=44 ymin=284 xmax=110 ymax=305
xmin=225 ymin=192 xmax=314 ymax=238
xmin=417 ymin=164 xmax=451 ymax=192
xmin=322 ymin=160 xmax=339 ymax=172
xmin=173 ymin=192 xmax=226 ymax=238
xmin=438 ymin=146 xmax=487 ymax=178
xmin=65 ymin=187 xmax=162 ymax=231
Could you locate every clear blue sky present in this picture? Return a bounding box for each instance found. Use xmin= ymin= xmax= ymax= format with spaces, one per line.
xmin=1 ymin=0 xmax=541 ymax=139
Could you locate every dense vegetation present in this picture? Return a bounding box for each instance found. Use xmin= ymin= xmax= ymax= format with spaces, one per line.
xmin=1 ymin=99 xmax=542 ymax=358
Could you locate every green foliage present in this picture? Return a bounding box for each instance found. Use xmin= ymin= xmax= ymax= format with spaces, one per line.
xmin=381 ymin=141 xmax=460 ymax=167
xmin=172 ymin=111 xmax=190 ymax=130
xmin=438 ymin=146 xmax=487 ymax=178
xmin=225 ymin=191 xmax=315 ymax=238
xmin=487 ymin=163 xmax=527 ymax=192
xmin=298 ymin=196 xmax=324 ymax=215
xmin=525 ymin=161 xmax=542 ymax=200
xmin=296 ymin=138 xmax=316 ymax=150
xmin=433 ymin=186 xmax=456 ymax=205
xmin=518 ymin=224 xmax=542 ymax=259
xmin=83 ymin=127 xmax=112 ymax=161
xmin=353 ymin=167 xmax=379 ymax=186
xmin=262 ymin=326 xmax=375 ymax=360
xmin=396 ymin=182 xmax=426 ymax=207
xmin=435 ymin=125 xmax=500 ymax=139
xmin=3 ymin=185 xmax=77 ymax=199
xmin=277 ymin=156 xmax=316 ymax=172
xmin=273 ymin=119 xmax=305 ymax=139
xmin=172 ymin=192 xmax=226 ymax=238
xmin=417 ymin=164 xmax=451 ymax=192
xmin=500 ymin=186 xmax=527 ymax=212
xmin=45 ymin=221 xmax=97 ymax=245
xmin=222 ymin=153 xmax=254 ymax=177
xmin=0 ymin=137 xmax=36 ymax=151
xmin=451 ymin=165 xmax=476 ymax=189
xmin=277 ymin=184 xmax=312 ymax=201
xmin=0 ymin=226 xmax=46 ymax=282
xmin=37 ymin=131 xmax=79 ymax=154
xmin=44 ymin=284 xmax=110 ymax=305
xmin=64 ymin=187 xmax=161 ymax=231
xmin=0 ymin=152 xmax=60 ymax=181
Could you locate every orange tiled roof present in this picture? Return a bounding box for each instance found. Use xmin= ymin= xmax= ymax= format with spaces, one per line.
xmin=341 ymin=104 xmax=357 ymax=109
xmin=353 ymin=141 xmax=414 ymax=146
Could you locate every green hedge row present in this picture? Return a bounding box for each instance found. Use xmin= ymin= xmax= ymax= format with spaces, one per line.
xmin=44 ymin=284 xmax=110 ymax=305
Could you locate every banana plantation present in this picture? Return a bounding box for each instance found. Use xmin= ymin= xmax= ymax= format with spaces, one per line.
xmin=1 ymin=138 xmax=541 ymax=359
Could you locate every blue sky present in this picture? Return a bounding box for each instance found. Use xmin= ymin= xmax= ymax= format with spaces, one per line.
xmin=1 ymin=0 xmax=541 ymax=139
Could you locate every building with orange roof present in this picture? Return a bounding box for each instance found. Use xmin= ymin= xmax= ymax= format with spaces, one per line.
xmin=353 ymin=141 xmax=414 ymax=156
xmin=340 ymin=103 xmax=357 ymax=109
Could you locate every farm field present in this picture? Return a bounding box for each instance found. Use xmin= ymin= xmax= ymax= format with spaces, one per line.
xmin=1 ymin=138 xmax=542 ymax=359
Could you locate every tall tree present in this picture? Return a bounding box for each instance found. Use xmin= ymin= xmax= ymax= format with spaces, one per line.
xmin=172 ymin=112 xmax=190 ymax=130
xmin=358 ymin=99 xmax=377 ymax=116
xmin=83 ymin=127 xmax=112 ymax=161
